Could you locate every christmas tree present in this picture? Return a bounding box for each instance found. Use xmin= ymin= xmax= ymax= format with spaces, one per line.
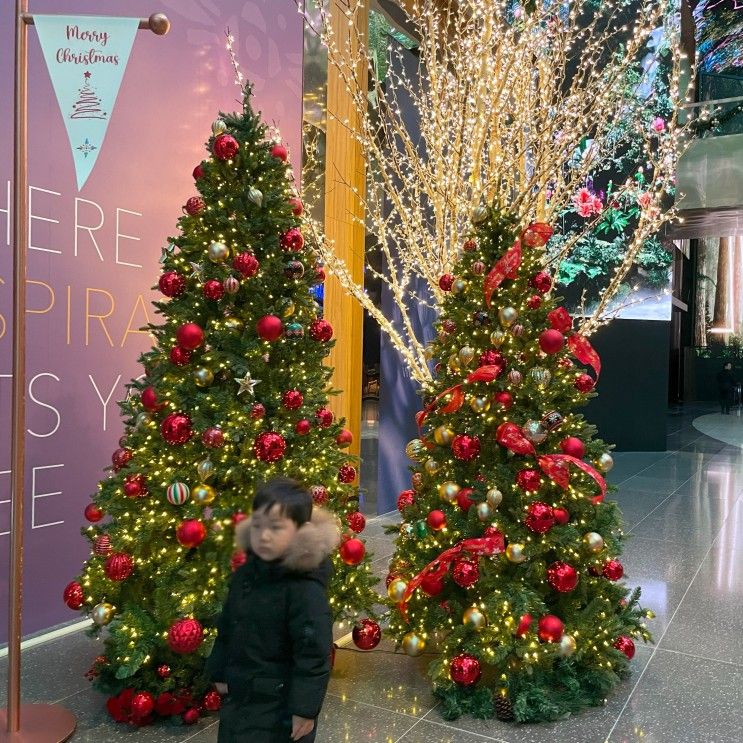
xmin=63 ymin=87 xmax=379 ymax=726
xmin=70 ymin=70 xmax=107 ymax=119
xmin=386 ymin=207 xmax=653 ymax=723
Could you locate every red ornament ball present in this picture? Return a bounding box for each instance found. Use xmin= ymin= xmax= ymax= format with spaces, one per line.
xmin=310 ymin=319 xmax=333 ymax=342
xmin=111 ymin=447 xmax=133 ymax=471
xmin=538 ymin=614 xmax=564 ymax=642
xmin=347 ymin=511 xmax=366 ymax=533
xmin=282 ymin=389 xmax=304 ymax=410
xmin=613 ymin=635 xmax=635 ymax=659
xmin=141 ymin=386 xmax=163 ymax=412
xmin=397 ymin=489 xmax=415 ymax=511
xmin=352 ymin=619 xmax=381 ymax=651
xmin=547 ymin=561 xmax=579 ymax=592
xmin=449 ymin=653 xmax=481 ymax=687
xmin=451 ymin=434 xmax=481 ymax=461
xmin=338 ymin=464 xmax=357 ymax=483
xmin=463 ymin=239 xmax=477 ymax=252
xmin=280 ymin=227 xmax=304 ymax=252
xmin=176 ymin=519 xmax=207 ymax=548
xmin=161 ymin=412 xmax=193 ymax=446
xmin=192 ymin=163 xmax=204 ymax=180
xmin=168 ymin=618 xmax=204 ymax=654
xmin=157 ymin=665 xmax=171 ymax=679
xmin=336 ymin=429 xmax=353 ymax=447
xmin=184 ymin=196 xmax=205 ymax=216
xmin=531 ymin=271 xmax=553 ymax=293
xmin=232 ymin=252 xmax=259 ymax=277
xmin=575 ymin=373 xmax=595 ymax=393
xmin=421 ymin=573 xmax=445 ymax=596
xmin=256 ymin=315 xmax=284 ymax=342
xmin=230 ymin=550 xmax=248 ymax=572
xmin=94 ymin=534 xmax=113 ymax=556
xmin=254 ymin=432 xmax=287 ymax=463
xmin=159 ymin=271 xmax=186 ymax=298
xmin=452 ymin=558 xmax=479 ymax=588
xmin=250 ymin=402 xmax=266 ymax=420
xmin=182 ymin=707 xmax=200 ymax=725
xmin=176 ymin=323 xmax=204 ymax=351
xmin=310 ymin=485 xmax=329 ymax=506
xmin=527 ymin=294 xmax=542 ymax=309
xmin=124 ymin=473 xmax=147 ymax=498
xmin=201 ymin=426 xmax=225 ymax=449
xmin=494 ymin=391 xmax=513 ymax=409
xmin=426 ymin=509 xmax=447 ymax=531
xmin=84 ymin=503 xmax=104 ymax=523
xmin=603 ymin=559 xmax=624 ymax=581
xmin=525 ymin=502 xmax=555 ymax=533
xmin=63 ymin=581 xmax=84 ymax=609
xmin=203 ymin=690 xmax=222 ymax=712
xmin=289 ymin=196 xmax=304 ymax=215
xmin=539 ymin=328 xmax=565 ymax=355
xmin=105 ymin=552 xmax=134 ymax=581
xmin=522 ymin=222 xmax=554 ymax=247
xmin=560 ymin=436 xmax=586 ymax=459
xmin=170 ymin=346 xmax=192 ymax=366
xmin=516 ymin=469 xmax=541 ymax=492
xmin=213 ymin=133 xmax=239 ymax=160
xmin=270 ymin=142 xmax=288 ymax=161
xmin=339 ymin=537 xmax=365 ymax=565
xmin=515 ymin=613 xmax=533 ymax=637
xmin=315 ymin=407 xmax=334 ymax=428
xmin=131 ymin=691 xmax=155 ymax=721
xmin=552 ymin=507 xmax=570 ymax=525
xmin=456 ymin=487 xmax=475 ymax=511
xmin=479 ymin=350 xmax=504 ymax=368
xmin=202 ymin=279 xmax=225 ymax=301
xmin=313 ymin=264 xmax=326 ymax=284
xmin=548 ymin=307 xmax=573 ymax=333
xmin=439 ymin=274 xmax=454 ymax=291
xmin=295 ymin=419 xmax=311 ymax=435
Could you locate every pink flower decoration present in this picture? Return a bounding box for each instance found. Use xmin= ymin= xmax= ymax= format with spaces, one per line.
xmin=572 ymin=188 xmax=603 ymax=218
xmin=637 ymin=192 xmax=653 ymax=209
xmin=651 ymin=117 xmax=666 ymax=133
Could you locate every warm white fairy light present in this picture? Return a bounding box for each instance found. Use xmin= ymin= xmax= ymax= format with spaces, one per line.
xmin=225 ymin=28 xmax=245 ymax=88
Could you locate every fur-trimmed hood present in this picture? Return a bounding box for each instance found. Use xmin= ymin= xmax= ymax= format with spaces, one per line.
xmin=235 ymin=507 xmax=341 ymax=573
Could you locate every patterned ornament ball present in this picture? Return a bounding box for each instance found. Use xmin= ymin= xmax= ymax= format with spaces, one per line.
xmin=531 ymin=271 xmax=553 ymax=293
xmin=167 ymin=618 xmax=204 ymax=654
xmin=458 ymin=345 xmax=476 ymax=366
xmin=84 ymin=503 xmax=104 ymax=523
xmin=537 ymin=614 xmax=564 ymax=642
xmin=508 ymin=369 xmax=523 ymax=385
xmin=111 ymin=447 xmax=133 ymax=470
xmin=547 ymin=561 xmax=579 ymax=592
xmin=486 ymin=487 xmax=503 ymax=508
xmin=184 ymin=195 xmax=205 ymax=216
xmin=203 ymin=690 xmax=222 ymax=712
xmin=250 ymin=403 xmax=266 ymax=419
xmin=161 ymin=413 xmax=193 ymax=446
xmin=256 ymin=315 xmax=284 ymax=342
xmin=295 ymin=419 xmax=311 ymax=435
xmin=202 ymin=426 xmax=225 ymax=449
xmin=613 ymin=635 xmax=636 ymax=659
xmin=176 ymin=519 xmax=207 ymax=548
xmin=527 ymin=294 xmax=542 ymax=309
xmin=516 ymin=469 xmax=541 ymax=492
xmin=463 ymin=238 xmax=477 ymax=251
xmin=309 ymin=319 xmax=334 ymax=342
xmin=93 ymin=534 xmax=113 ymax=556
xmin=472 ymin=311 xmax=490 ymax=327
xmin=212 ymin=118 xmax=227 ymax=136
xmin=131 ymin=692 xmax=155 ymax=721
xmin=310 ymin=485 xmax=329 ymax=506
xmin=451 ymin=434 xmax=481 ymax=461
xmin=553 ymin=507 xmax=570 ymax=525
xmin=525 ymin=502 xmax=555 ymax=533
xmin=339 ymin=537 xmax=365 ymax=565
xmin=197 ymin=458 xmax=215 ymax=481
xmin=284 ymin=260 xmax=305 ymax=280
xmin=397 ymin=489 xmax=415 ymax=511
xmin=223 ymin=276 xmax=240 ymax=295
xmin=286 ymin=322 xmax=304 ymax=339
xmin=316 ymin=408 xmax=334 ymax=427
xmin=254 ymin=432 xmax=287 ymax=462
xmin=560 ymin=437 xmax=586 ymax=459
xmin=603 ymin=559 xmax=624 ymax=581
xmin=166 ymin=482 xmax=190 ymax=506
xmin=203 ymin=279 xmax=225 ymax=301
xmin=347 ymin=511 xmax=366 ymax=533
xmin=452 ymin=558 xmax=479 ymax=588
xmin=280 ymin=227 xmax=305 ymax=252
xmin=426 ymin=509 xmax=447 ymax=531
xmin=105 ymin=552 xmax=134 ymax=581
xmin=575 ymin=373 xmax=595 ymax=393
xmin=247 ymin=187 xmax=263 ymax=207
xmin=338 ymin=464 xmax=357 ymax=483
xmin=472 ymin=261 xmax=486 ymax=275
xmin=192 ymin=484 xmax=217 ymax=505
xmin=282 ymin=389 xmax=304 ymax=410
xmin=352 ymin=619 xmax=382 ymax=651
xmin=232 ymin=251 xmax=259 ymax=277
xmin=450 ymin=653 xmax=481 ymax=687
xmin=176 ymin=323 xmax=205 ymax=351
xmin=402 ymin=632 xmax=426 ymax=657
xmin=539 ymin=329 xmax=565 ymax=355
xmin=212 ymin=133 xmax=239 ymax=160
xmin=159 ymin=271 xmax=186 ymax=298
xmin=270 ymin=142 xmax=288 ymax=161
xmin=63 ymin=581 xmax=84 ymax=609
xmin=522 ymin=420 xmax=547 ymax=444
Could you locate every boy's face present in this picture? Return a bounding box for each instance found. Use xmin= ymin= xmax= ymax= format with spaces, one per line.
xmin=250 ymin=504 xmax=299 ymax=561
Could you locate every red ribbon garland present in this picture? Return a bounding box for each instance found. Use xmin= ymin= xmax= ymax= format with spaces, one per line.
xmin=568 ymin=334 xmax=601 ymax=380
xmin=398 ymin=534 xmax=505 ymax=621
xmin=484 ymin=239 xmax=522 ymax=308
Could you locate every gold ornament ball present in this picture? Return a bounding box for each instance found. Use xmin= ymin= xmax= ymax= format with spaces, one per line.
xmin=463 ymin=606 xmax=488 ymax=631
xmin=471 ymin=204 xmax=489 ymax=224
xmin=402 ymin=632 xmax=426 ymax=657
xmin=423 ymin=345 xmax=435 ymax=360
xmin=411 ymin=472 xmax=424 ymax=491
xmin=458 ymin=346 xmax=476 ymax=366
xmin=223 ymin=317 xmax=244 ymax=333
xmin=135 ymin=412 xmax=151 ymax=429
xmin=434 ymin=425 xmax=455 ymax=446
xmin=559 ymin=634 xmax=577 ymax=657
xmin=486 ymin=487 xmax=503 ymax=508
xmin=92 ymin=602 xmax=115 ymax=626
xmin=387 ymin=578 xmax=408 ymax=602
xmin=499 ymin=306 xmax=518 ymax=327
xmin=278 ymin=298 xmax=295 ymax=318
xmin=424 ymin=458 xmax=440 ymax=475
xmin=196 ymin=458 xmax=215 ymax=481
xmin=208 ymin=241 xmax=230 ymax=264
xmin=470 ymin=396 xmax=491 ymax=413
xmin=448 ymin=353 xmax=461 ymax=371
xmin=490 ymin=329 xmax=506 ymax=347
xmin=452 ymin=279 xmax=468 ymax=295
xmin=405 ymin=438 xmax=427 ymax=462
xmin=597 ymin=453 xmax=614 ymax=472
xmin=212 ymin=118 xmax=228 ymax=136
xmin=193 ymin=366 xmax=214 ymax=388
xmin=193 ymin=483 xmax=217 ymax=505
xmin=438 ymin=481 xmax=460 ymax=503
xmin=476 ymin=502 xmax=493 ymax=521
xmin=583 ymin=532 xmax=604 ymax=553
xmin=506 ymin=543 xmax=527 ymax=563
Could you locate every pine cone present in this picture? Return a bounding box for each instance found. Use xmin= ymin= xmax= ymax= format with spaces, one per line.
xmin=495 ymin=694 xmax=514 ymax=722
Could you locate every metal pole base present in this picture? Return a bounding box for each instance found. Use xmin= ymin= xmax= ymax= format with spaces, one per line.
xmin=0 ymin=704 xmax=76 ymax=742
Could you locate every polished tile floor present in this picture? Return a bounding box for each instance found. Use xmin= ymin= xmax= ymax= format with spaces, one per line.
xmin=2 ymin=404 xmax=742 ymax=742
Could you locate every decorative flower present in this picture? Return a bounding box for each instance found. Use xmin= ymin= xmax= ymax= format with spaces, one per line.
xmin=637 ymin=191 xmax=653 ymax=209
xmin=651 ymin=117 xmax=666 ymax=133
xmin=572 ymin=187 xmax=603 ymax=218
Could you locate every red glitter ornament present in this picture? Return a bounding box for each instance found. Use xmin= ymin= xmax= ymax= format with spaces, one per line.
xmin=176 ymin=519 xmax=207 ymax=548
xmin=161 ymin=413 xmax=193 ymax=446
xmin=84 ymin=503 xmax=104 ymax=523
xmin=309 ymin=319 xmax=333 ymax=342
xmin=516 ymin=469 xmax=541 ymax=492
xmin=159 ymin=271 xmax=186 ymax=298
xmin=176 ymin=323 xmax=204 ymax=351
xmin=456 ymin=487 xmax=475 ymax=511
xmin=560 ymin=436 xmax=586 ymax=459
xmin=613 ymin=635 xmax=635 ymax=659
xmin=256 ymin=315 xmax=284 ymax=342
xmin=201 ymin=427 xmax=225 ymax=449
xmin=310 ymin=485 xmax=329 ymax=505
xmin=170 ymin=346 xmax=192 ymax=366
xmin=450 ymin=653 xmax=481 ymax=686
xmin=203 ymin=690 xmax=222 ymax=712
xmin=295 ymin=419 xmax=311 ymax=435
xmin=552 ymin=507 xmax=570 ymax=525
xmin=547 ymin=561 xmax=579 ymax=592
xmin=105 ymin=552 xmax=134 ymax=581
xmin=270 ymin=142 xmax=288 ymax=161
xmin=280 ymin=227 xmax=304 ymax=252
xmin=339 ymin=537 xmax=365 ymax=565
xmin=168 ymin=618 xmax=204 ymax=654
xmin=250 ymin=402 xmax=266 ymax=419
xmin=131 ymin=691 xmax=155 ymax=721
xmin=451 ymin=434 xmax=481 ymax=461
xmin=426 ymin=509 xmax=447 ymax=531
xmin=202 ymin=279 xmax=225 ymax=301
xmin=463 ymin=239 xmax=477 ymax=252
xmin=452 ymin=557 xmax=479 ymax=588
xmin=347 ymin=511 xmax=366 ymax=533
xmin=575 ymin=373 xmax=595 ymax=392
xmin=254 ymin=432 xmax=287 ymax=462
xmin=232 ymin=252 xmax=260 ymax=277
xmin=538 ymin=614 xmax=564 ymax=642
xmin=338 ymin=464 xmax=357 ymax=483
xmin=515 ymin=613 xmax=533 ymax=637
xmin=548 ymin=307 xmax=573 ymax=332
xmin=494 ymin=391 xmax=513 ymax=409
xmin=527 ymin=294 xmax=542 ymax=309
xmin=352 ymin=619 xmax=381 ymax=650
xmin=315 ymin=407 xmax=334 ymax=427
xmin=397 ymin=489 xmax=415 ymax=511
xmin=531 ymin=271 xmax=553 ymax=293
xmin=524 ymin=502 xmax=555 ymax=533
xmin=63 ymin=581 xmax=84 ymax=609
xmin=213 ymin=133 xmax=239 ymax=160
xmin=602 ymin=559 xmax=624 ymax=581
xmin=282 ymin=389 xmax=304 ymax=410
xmin=439 ymin=274 xmax=454 ymax=291
xmin=184 ymin=196 xmax=205 ymax=215
xmin=141 ymin=386 xmax=163 ymax=412
xmin=111 ymin=447 xmax=132 ymax=471
xmin=336 ymin=429 xmax=353 ymax=447
xmin=539 ymin=328 xmax=565 ymax=354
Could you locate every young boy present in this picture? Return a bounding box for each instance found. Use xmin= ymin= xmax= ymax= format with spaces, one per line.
xmin=206 ymin=478 xmax=340 ymax=742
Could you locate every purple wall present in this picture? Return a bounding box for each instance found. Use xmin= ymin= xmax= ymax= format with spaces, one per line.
xmin=0 ymin=0 xmax=303 ymax=640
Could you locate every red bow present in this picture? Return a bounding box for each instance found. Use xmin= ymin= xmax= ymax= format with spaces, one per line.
xmin=568 ymin=334 xmax=601 ymax=380
xmin=484 ymin=239 xmax=522 ymax=307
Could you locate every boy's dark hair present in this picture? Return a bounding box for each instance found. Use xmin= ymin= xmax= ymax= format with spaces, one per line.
xmin=253 ymin=477 xmax=313 ymax=526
